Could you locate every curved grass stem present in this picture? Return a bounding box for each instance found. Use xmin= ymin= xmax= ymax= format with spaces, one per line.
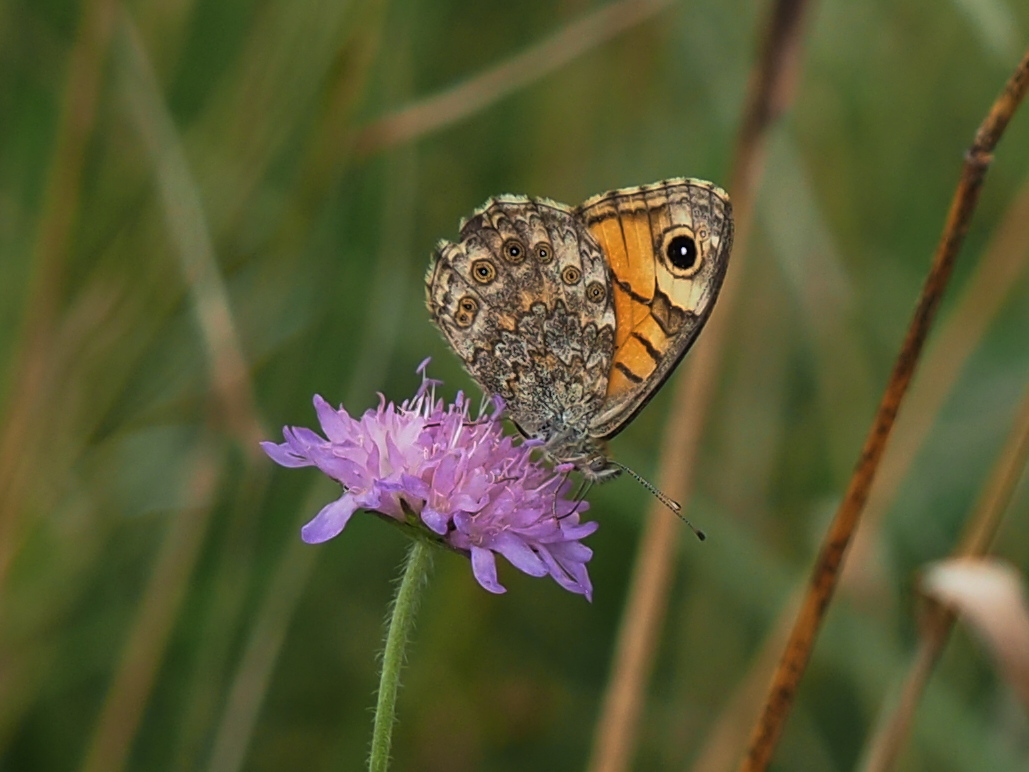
xmin=369 ymin=540 xmax=434 ymax=772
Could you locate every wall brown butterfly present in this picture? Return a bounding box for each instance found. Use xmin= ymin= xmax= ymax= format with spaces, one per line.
xmin=426 ymin=178 xmax=733 ymax=482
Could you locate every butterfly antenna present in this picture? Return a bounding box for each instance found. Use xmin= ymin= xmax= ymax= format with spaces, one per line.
xmin=612 ymin=461 xmax=706 ymax=541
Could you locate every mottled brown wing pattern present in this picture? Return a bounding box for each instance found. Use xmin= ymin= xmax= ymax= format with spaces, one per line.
xmin=425 ymin=197 xmax=616 ymax=445
xmin=577 ymin=178 xmax=733 ymax=440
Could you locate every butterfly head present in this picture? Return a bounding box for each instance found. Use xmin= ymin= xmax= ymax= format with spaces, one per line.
xmin=540 ymin=431 xmax=622 ymax=483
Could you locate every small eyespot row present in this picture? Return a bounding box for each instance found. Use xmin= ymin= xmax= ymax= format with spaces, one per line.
xmin=561 ymin=265 xmax=582 ymax=285
xmin=471 ymin=259 xmax=497 ymax=284
xmin=454 ymin=295 xmax=479 ymax=327
xmin=534 ymin=243 xmax=552 ymax=262
xmin=586 ymin=281 xmax=606 ymax=303
xmin=502 ymin=240 xmax=525 ymax=263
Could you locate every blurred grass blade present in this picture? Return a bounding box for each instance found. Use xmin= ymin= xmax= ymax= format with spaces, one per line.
xmin=116 ymin=10 xmax=262 ymax=449
xmin=587 ymin=3 xmax=818 ymax=771
xmin=204 ymin=536 xmax=319 ymax=772
xmin=79 ymin=440 xmax=221 ymax=772
xmin=204 ymin=23 xmax=418 ymax=760
xmin=0 ymin=0 xmax=119 ymax=594
xmin=354 ymin=0 xmax=674 ymax=155
xmin=688 ymin=598 xmax=795 ymax=772
xmin=949 ymin=0 xmax=1023 ymax=63
xmin=761 ymin=133 xmax=876 ymax=473
xmin=922 ymin=558 xmax=1029 ymax=711
xmin=205 ymin=146 xmax=419 ymax=772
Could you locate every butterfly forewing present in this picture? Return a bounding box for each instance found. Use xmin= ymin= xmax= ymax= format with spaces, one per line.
xmin=577 ymin=178 xmax=733 ymax=440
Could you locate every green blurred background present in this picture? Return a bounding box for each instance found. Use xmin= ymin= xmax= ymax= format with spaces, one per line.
xmin=2 ymin=0 xmax=1029 ymax=770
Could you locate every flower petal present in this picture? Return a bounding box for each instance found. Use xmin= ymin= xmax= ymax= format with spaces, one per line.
xmin=421 ymin=506 xmax=450 ymax=535
xmin=301 ymin=496 xmax=360 ymax=543
xmin=260 ymin=439 xmax=312 ymax=467
xmin=314 ymin=395 xmax=352 ymax=441
xmin=470 ymin=547 xmax=506 ymax=594
xmin=491 ymin=532 xmax=547 ymax=577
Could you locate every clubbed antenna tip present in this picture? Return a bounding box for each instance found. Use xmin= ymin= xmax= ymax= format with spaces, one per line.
xmin=612 ymin=461 xmax=706 ymax=542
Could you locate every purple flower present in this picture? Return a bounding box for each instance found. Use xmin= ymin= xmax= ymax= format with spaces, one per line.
xmin=261 ymin=360 xmax=599 ymax=599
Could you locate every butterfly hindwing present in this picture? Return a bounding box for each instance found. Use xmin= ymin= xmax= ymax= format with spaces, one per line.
xmin=426 ymin=197 xmax=616 ymax=442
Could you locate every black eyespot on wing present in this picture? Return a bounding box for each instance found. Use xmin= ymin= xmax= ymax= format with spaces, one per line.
xmin=586 ymin=281 xmax=606 ymax=303
xmin=666 ymin=235 xmax=697 ymax=271
xmin=561 ymin=265 xmax=581 ymax=285
xmin=502 ymin=240 xmax=525 ymax=263
xmin=453 ymin=295 xmax=478 ymax=327
xmin=471 ymin=259 xmax=497 ymax=284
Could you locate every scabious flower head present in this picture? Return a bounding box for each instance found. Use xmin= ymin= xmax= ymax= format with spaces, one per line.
xmin=261 ymin=360 xmax=599 ymax=599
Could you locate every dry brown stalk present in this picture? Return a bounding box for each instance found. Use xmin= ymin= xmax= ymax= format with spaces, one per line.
xmin=844 ymin=168 xmax=1029 ymax=594
xmin=690 ymin=163 xmax=1029 ymax=772
xmin=740 ymin=45 xmax=1029 ymax=772
xmin=585 ymin=2 xmax=817 ymax=771
xmin=860 ymin=381 xmax=1029 ymax=772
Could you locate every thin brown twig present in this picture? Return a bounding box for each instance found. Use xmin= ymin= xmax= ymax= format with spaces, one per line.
xmin=0 ymin=0 xmax=119 ymax=596
xmin=585 ymin=2 xmax=817 ymax=771
xmin=352 ymin=0 xmax=674 ymax=156
xmin=688 ymin=159 xmax=1029 ymax=772
xmin=740 ymin=45 xmax=1029 ymax=772
xmin=844 ymin=168 xmax=1029 ymax=592
xmin=860 ymin=380 xmax=1029 ymax=772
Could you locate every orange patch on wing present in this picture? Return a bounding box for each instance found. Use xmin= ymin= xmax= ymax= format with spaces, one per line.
xmin=617 ymin=210 xmax=656 ymax=330
xmin=589 ymin=215 xmax=634 ymax=349
xmin=605 ymin=319 xmax=670 ymax=399
xmin=586 ymin=202 xmax=661 ymax=351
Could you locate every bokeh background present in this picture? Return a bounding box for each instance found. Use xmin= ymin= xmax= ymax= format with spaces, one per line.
xmin=2 ymin=0 xmax=1029 ymax=770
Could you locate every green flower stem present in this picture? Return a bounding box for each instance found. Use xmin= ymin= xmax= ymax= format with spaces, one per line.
xmin=369 ymin=540 xmax=434 ymax=772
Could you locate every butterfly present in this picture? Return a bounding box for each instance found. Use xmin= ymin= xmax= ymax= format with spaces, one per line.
xmin=425 ymin=178 xmax=733 ymax=482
